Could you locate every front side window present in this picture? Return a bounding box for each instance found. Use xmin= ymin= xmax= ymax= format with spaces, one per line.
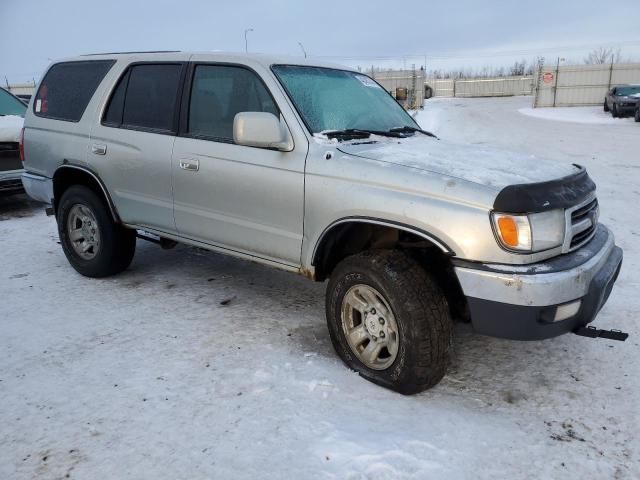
xmin=272 ymin=65 xmax=417 ymax=134
xmin=34 ymin=60 xmax=114 ymax=122
xmin=187 ymin=65 xmax=278 ymax=141
xmin=0 ymin=88 xmax=27 ymax=117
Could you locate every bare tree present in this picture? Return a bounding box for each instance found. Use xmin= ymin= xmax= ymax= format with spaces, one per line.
xmin=584 ymin=47 xmax=621 ymax=64
xmin=509 ymin=60 xmax=527 ymax=76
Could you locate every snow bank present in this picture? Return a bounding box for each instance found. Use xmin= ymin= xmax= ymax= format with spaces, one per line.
xmin=518 ymin=106 xmax=635 ymax=125
xmin=0 ymin=115 xmax=24 ymax=142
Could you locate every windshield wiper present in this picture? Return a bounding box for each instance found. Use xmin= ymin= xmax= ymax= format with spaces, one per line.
xmin=389 ymin=125 xmax=438 ymax=139
xmin=324 ymin=128 xmax=406 ymax=140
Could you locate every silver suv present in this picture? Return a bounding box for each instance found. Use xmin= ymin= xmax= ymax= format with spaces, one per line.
xmin=21 ymin=52 xmax=623 ymax=394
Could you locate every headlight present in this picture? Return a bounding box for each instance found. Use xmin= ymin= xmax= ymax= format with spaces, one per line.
xmin=492 ymin=210 xmax=565 ymax=253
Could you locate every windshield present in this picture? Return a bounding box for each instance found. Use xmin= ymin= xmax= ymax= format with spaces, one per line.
xmin=0 ymin=88 xmax=27 ymax=117
xmin=616 ymin=86 xmax=640 ymax=96
xmin=272 ymin=65 xmax=418 ymax=135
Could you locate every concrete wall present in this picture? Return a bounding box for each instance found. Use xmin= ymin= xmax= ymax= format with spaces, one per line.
xmin=425 ymin=76 xmax=535 ymax=97
xmin=7 ymin=83 xmax=36 ymax=96
xmin=533 ymin=63 xmax=640 ymax=107
xmin=425 ymin=76 xmax=534 ymax=98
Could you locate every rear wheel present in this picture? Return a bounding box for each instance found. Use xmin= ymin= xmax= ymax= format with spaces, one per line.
xmin=57 ymin=185 xmax=136 ymax=277
xmin=326 ymin=250 xmax=452 ymax=394
xmin=603 ymin=100 xmax=609 ymax=112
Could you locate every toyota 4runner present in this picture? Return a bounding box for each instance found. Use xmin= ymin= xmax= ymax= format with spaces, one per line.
xmin=21 ymin=52 xmax=623 ymax=394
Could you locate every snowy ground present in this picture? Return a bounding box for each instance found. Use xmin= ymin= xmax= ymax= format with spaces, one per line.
xmin=2 ymin=96 xmax=639 ymax=479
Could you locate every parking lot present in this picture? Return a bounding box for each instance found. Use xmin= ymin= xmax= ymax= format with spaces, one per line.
xmin=1 ymin=96 xmax=638 ymax=479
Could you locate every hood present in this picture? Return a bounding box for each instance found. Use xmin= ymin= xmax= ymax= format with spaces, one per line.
xmin=0 ymin=115 xmax=24 ymax=143
xmin=337 ymin=136 xmax=579 ymax=190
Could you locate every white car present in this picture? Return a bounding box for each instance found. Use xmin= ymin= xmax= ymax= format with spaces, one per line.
xmin=0 ymin=87 xmax=26 ymax=194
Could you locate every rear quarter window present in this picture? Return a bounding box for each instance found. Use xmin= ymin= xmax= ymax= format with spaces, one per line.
xmin=34 ymin=60 xmax=115 ymax=122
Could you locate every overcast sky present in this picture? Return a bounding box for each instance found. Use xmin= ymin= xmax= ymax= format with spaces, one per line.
xmin=2 ymin=0 xmax=639 ymax=83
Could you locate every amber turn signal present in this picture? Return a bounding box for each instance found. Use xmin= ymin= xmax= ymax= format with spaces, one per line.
xmin=497 ymin=216 xmax=519 ymax=247
xmin=492 ymin=213 xmax=532 ymax=251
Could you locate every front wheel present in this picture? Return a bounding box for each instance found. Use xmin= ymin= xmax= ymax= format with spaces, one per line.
xmin=57 ymin=185 xmax=136 ymax=278
xmin=326 ymin=250 xmax=453 ymax=394
xmin=603 ymin=100 xmax=609 ymax=112
xmin=635 ymin=109 xmax=640 ymax=122
xmin=611 ymin=104 xmax=619 ymax=118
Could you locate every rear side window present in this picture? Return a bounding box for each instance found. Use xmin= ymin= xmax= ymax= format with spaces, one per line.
xmin=103 ymin=64 xmax=183 ymax=132
xmin=187 ymin=65 xmax=278 ymax=141
xmin=34 ymin=60 xmax=114 ymax=122
xmin=102 ymin=70 xmax=129 ymax=126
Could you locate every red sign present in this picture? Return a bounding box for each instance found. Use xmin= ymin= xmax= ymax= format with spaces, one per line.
xmin=543 ymin=72 xmax=554 ymax=84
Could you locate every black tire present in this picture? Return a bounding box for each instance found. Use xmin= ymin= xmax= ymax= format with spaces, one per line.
xmin=603 ymin=100 xmax=609 ymax=112
xmin=57 ymin=185 xmax=136 ymax=278
xmin=635 ymin=109 xmax=640 ymax=123
xmin=326 ymin=250 xmax=452 ymax=394
xmin=611 ymin=104 xmax=619 ymax=118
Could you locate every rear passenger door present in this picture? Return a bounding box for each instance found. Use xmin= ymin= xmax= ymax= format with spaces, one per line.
xmin=90 ymin=62 xmax=186 ymax=232
xmin=171 ymin=63 xmax=306 ymax=267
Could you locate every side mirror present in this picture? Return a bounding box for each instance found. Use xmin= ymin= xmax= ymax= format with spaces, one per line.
xmin=233 ymin=112 xmax=292 ymax=151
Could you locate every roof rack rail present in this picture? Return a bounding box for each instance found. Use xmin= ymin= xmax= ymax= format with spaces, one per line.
xmin=81 ymin=50 xmax=181 ymax=56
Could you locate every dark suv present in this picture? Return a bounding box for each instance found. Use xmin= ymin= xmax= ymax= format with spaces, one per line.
xmin=604 ymin=84 xmax=640 ymax=118
xmin=0 ymin=88 xmax=27 ymax=193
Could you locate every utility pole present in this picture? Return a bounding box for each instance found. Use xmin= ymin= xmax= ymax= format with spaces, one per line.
xmin=298 ymin=42 xmax=307 ymax=58
xmin=244 ymin=28 xmax=254 ymax=53
xmin=409 ymin=64 xmax=417 ymax=109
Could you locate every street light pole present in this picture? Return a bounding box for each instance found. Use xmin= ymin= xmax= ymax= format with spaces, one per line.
xmin=298 ymin=42 xmax=307 ymax=59
xmin=244 ymin=28 xmax=254 ymax=53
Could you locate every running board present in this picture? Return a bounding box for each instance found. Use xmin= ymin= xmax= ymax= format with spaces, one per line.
xmin=136 ymin=231 xmax=178 ymax=249
xmin=574 ymin=326 xmax=628 ymax=341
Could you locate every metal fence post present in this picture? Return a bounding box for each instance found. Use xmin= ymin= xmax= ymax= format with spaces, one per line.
xmin=552 ymin=57 xmax=560 ymax=107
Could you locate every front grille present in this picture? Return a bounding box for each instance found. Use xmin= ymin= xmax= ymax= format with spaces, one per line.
xmin=569 ymin=198 xmax=598 ymax=250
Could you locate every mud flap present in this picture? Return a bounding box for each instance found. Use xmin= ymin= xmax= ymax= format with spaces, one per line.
xmin=574 ymin=325 xmax=628 ymax=341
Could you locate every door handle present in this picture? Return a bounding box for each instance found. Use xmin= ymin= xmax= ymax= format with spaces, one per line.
xmin=91 ymin=144 xmax=107 ymax=155
xmin=179 ymin=158 xmax=199 ymax=171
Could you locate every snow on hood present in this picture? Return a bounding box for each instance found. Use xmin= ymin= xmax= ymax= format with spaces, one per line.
xmin=0 ymin=115 xmax=24 ymax=143
xmin=337 ymin=135 xmax=579 ymax=190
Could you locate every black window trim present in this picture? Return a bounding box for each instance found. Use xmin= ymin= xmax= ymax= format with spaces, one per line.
xmin=100 ymin=61 xmax=188 ymax=136
xmin=33 ymin=59 xmax=116 ymax=123
xmin=270 ymin=63 xmax=419 ymax=137
xmin=178 ymin=61 xmax=282 ymax=146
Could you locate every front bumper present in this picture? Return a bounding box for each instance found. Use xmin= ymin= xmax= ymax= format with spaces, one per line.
xmin=616 ymin=103 xmax=638 ymax=115
xmin=454 ymin=225 xmax=622 ymax=340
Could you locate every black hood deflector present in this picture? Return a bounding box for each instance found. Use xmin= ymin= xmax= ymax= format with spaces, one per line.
xmin=493 ymin=165 xmax=595 ymax=213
